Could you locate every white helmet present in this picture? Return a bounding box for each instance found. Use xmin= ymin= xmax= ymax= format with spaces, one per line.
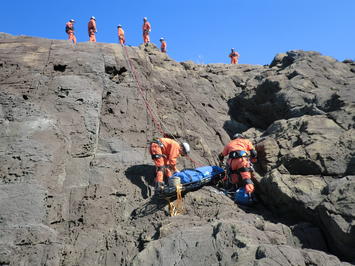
xmin=182 ymin=142 xmax=190 ymax=154
xmin=160 ymin=37 xmax=164 ymax=41
xmin=143 ymin=17 xmax=147 ymax=20
xmin=117 ymin=24 xmax=122 ymax=28
xmin=232 ymin=133 xmax=245 ymax=140
xmin=91 ymin=16 xmax=96 ymax=20
xmin=70 ymin=19 xmax=75 ymax=22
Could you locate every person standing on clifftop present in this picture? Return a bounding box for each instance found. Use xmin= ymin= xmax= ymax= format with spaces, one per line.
xmin=65 ymin=19 xmax=76 ymax=44
xmin=160 ymin=38 xmax=167 ymax=52
xmin=149 ymin=138 xmax=190 ymax=192
xmin=142 ymin=17 xmax=151 ymax=44
xmin=117 ymin=25 xmax=125 ymax=45
xmin=229 ymin=48 xmax=240 ymax=64
xmin=88 ymin=16 xmax=97 ymax=42
xmin=218 ymin=133 xmax=257 ymax=194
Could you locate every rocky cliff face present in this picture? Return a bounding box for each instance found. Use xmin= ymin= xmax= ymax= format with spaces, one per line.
xmin=0 ymin=33 xmax=354 ymax=265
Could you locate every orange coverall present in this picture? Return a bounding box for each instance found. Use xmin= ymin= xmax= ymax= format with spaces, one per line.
xmin=221 ymin=138 xmax=255 ymax=192
xmin=160 ymin=40 xmax=167 ymax=52
xmin=150 ymin=138 xmax=181 ymax=183
xmin=65 ymin=22 xmax=76 ymax=44
xmin=88 ymin=19 xmax=97 ymax=42
xmin=229 ymin=51 xmax=239 ymax=64
xmin=142 ymin=21 xmax=151 ymax=43
xmin=118 ymin=28 xmax=125 ymax=44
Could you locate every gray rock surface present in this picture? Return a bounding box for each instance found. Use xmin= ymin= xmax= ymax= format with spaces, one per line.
xmin=0 ymin=33 xmax=354 ymax=265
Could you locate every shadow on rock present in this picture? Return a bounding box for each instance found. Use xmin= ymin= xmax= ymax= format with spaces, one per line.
xmin=130 ymin=196 xmax=168 ymax=219
xmin=346 ymin=156 xmax=355 ymax=174
xmin=125 ymin=164 xmax=156 ymax=199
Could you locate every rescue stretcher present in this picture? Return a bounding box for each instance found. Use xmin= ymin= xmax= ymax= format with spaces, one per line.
xmin=155 ymin=166 xmax=225 ymax=199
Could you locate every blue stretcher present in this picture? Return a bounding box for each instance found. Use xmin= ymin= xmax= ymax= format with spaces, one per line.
xmin=157 ymin=166 xmax=225 ymax=198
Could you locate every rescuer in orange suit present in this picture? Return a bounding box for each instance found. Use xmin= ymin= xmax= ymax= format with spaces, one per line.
xmin=142 ymin=17 xmax=151 ymax=44
xmin=229 ymin=48 xmax=240 ymax=64
xmin=65 ymin=19 xmax=76 ymax=44
xmin=150 ymin=138 xmax=190 ymax=191
xmin=117 ymin=25 xmax=125 ymax=45
xmin=218 ymin=133 xmax=257 ymax=193
xmin=160 ymin=38 xmax=167 ymax=53
xmin=88 ymin=16 xmax=97 ymax=42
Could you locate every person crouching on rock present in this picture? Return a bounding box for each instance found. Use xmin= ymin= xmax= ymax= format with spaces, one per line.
xmin=218 ymin=133 xmax=257 ymax=193
xmin=149 ymin=138 xmax=190 ymax=192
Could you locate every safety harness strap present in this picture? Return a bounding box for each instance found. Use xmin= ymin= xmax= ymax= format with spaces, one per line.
xmin=151 ymin=154 xmax=166 ymax=160
xmin=150 ymin=139 xmax=166 ymax=160
xmin=156 ymin=165 xmax=170 ymax=172
xmin=229 ymin=150 xmax=248 ymax=159
xmin=151 ymin=139 xmax=164 ymax=147
xmin=243 ymin=178 xmax=254 ymax=185
xmin=229 ymin=167 xmax=253 ymax=175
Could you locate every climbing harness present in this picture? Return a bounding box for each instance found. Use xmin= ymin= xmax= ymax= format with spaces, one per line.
xmin=229 ymin=150 xmax=248 ymax=159
xmin=228 ymin=167 xmax=254 ymax=175
xmin=151 ymin=139 xmax=164 ymax=148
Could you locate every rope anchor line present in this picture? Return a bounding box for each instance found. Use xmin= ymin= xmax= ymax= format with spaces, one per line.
xmin=120 ymin=44 xmax=200 ymax=167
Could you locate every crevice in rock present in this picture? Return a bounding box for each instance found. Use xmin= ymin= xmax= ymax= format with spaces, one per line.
xmin=53 ymin=64 xmax=67 ymax=72
xmin=325 ymin=114 xmax=347 ymax=130
xmin=212 ymin=222 xmax=222 ymax=239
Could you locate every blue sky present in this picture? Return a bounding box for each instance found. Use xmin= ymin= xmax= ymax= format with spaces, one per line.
xmin=2 ymin=0 xmax=354 ymax=65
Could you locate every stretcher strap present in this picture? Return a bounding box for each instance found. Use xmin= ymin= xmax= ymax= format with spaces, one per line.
xmin=167 ymin=184 xmax=184 ymax=216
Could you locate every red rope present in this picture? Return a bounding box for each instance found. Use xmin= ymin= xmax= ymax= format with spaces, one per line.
xmin=186 ymin=155 xmax=199 ymax=167
xmin=122 ymin=45 xmax=200 ymax=168
xmin=122 ymin=45 xmax=165 ymax=136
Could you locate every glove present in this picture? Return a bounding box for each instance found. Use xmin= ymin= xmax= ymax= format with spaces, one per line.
xmin=251 ymin=158 xmax=257 ymax=163
xmin=245 ymin=183 xmax=254 ymax=193
xmin=155 ymin=182 xmax=165 ymax=192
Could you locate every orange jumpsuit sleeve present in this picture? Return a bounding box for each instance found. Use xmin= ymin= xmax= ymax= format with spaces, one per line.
xmin=221 ymin=142 xmax=232 ymax=157
xmin=161 ymin=139 xmax=180 ymax=167
xmin=245 ymin=139 xmax=255 ymax=152
xmin=167 ymin=144 xmax=180 ymax=166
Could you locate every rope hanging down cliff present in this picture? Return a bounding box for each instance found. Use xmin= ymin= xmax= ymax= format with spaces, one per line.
xmin=120 ymin=44 xmax=201 ymax=167
xmin=121 ymin=45 xmax=165 ymax=135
